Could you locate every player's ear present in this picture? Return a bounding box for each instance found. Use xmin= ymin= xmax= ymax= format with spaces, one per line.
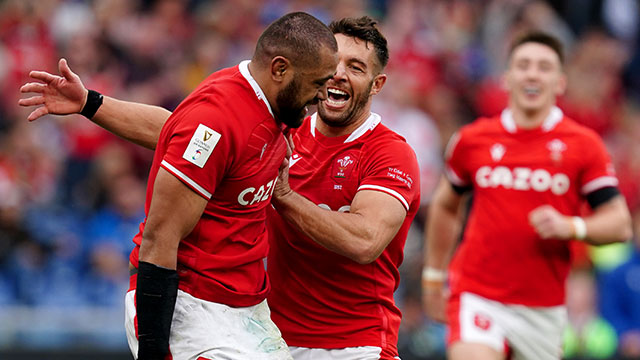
xmin=270 ymin=57 xmax=291 ymax=83
xmin=555 ymin=73 xmax=567 ymax=96
xmin=370 ymin=73 xmax=387 ymax=96
xmin=501 ymin=72 xmax=511 ymax=92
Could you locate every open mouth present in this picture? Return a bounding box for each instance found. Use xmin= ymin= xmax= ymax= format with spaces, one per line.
xmin=524 ymin=86 xmax=540 ymax=96
xmin=326 ymin=88 xmax=351 ymax=107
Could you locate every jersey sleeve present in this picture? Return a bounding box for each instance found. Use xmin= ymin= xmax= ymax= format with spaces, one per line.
xmin=443 ymin=129 xmax=471 ymax=188
xmin=160 ymin=102 xmax=233 ymax=200
xmin=578 ymin=131 xmax=619 ymax=196
xmin=358 ymin=140 xmax=420 ymax=211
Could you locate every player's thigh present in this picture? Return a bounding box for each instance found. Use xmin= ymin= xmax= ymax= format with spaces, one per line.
xmin=448 ymin=292 xmax=508 ymax=355
xmin=171 ymin=292 xmax=291 ymax=359
xmin=449 ymin=342 xmax=506 ymax=360
xmin=125 ymin=289 xmax=292 ymax=360
xmin=124 ymin=290 xmax=138 ymax=358
xmin=504 ymin=304 xmax=566 ymax=360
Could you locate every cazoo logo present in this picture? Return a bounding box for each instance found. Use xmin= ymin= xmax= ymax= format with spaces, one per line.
xmin=475 ymin=166 xmax=570 ymax=195
xmin=237 ymin=177 xmax=277 ymax=206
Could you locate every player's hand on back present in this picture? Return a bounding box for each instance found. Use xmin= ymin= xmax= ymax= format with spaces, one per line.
xmin=18 ymin=58 xmax=88 ymax=121
xmin=528 ymin=205 xmax=574 ymax=240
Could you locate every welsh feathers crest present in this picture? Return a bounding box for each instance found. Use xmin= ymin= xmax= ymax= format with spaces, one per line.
xmin=490 ymin=143 xmax=506 ymax=162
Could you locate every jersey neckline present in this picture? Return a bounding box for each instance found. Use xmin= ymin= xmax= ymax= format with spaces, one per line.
xmin=239 ymin=60 xmax=274 ymax=119
xmin=308 ymin=112 xmax=382 ymax=145
xmin=500 ymin=106 xmax=563 ymax=134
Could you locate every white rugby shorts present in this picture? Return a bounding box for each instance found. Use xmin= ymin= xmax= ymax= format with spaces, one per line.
xmin=448 ymin=292 xmax=567 ymax=360
xmin=289 ymin=346 xmax=402 ymax=360
xmin=125 ymin=289 xmax=292 ymax=360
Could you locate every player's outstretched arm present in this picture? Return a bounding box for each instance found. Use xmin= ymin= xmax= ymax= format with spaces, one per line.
xmin=422 ymin=176 xmax=464 ymax=323
xmin=529 ymin=195 xmax=632 ymax=245
xmin=19 ymin=58 xmax=170 ymax=150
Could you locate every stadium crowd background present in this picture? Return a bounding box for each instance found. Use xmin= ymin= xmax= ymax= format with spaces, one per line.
xmin=1 ymin=0 xmax=639 ymax=359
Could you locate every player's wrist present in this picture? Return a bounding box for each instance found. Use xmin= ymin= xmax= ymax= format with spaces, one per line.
xmin=422 ymin=266 xmax=447 ymax=290
xmin=80 ymin=89 xmax=103 ymax=119
xmin=272 ymin=184 xmax=295 ymax=206
xmin=571 ymin=216 xmax=587 ymax=240
xmin=136 ymin=261 xmax=179 ymax=360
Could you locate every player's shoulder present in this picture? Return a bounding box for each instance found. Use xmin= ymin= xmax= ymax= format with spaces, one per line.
xmin=196 ymin=65 xmax=253 ymax=103
xmin=556 ymin=115 xmax=604 ymax=142
xmin=368 ymin=122 xmax=415 ymax=151
xmin=361 ymin=123 xmax=419 ymax=168
xmin=461 ymin=114 xmax=502 ymax=135
xmin=177 ymin=65 xmax=273 ymax=128
xmin=450 ymin=114 xmax=503 ymax=149
xmin=551 ymin=116 xmax=610 ymax=156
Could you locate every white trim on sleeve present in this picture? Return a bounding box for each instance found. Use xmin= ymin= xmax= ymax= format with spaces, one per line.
xmin=581 ymin=176 xmax=619 ymax=195
xmin=357 ymin=184 xmax=410 ymax=210
xmin=161 ymin=160 xmax=213 ymax=199
xmin=445 ymin=166 xmax=467 ymax=187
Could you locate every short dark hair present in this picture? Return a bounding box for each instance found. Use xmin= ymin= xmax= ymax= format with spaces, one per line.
xmin=254 ymin=12 xmax=337 ymax=67
xmin=329 ymin=16 xmax=389 ymax=71
xmin=509 ymin=31 xmax=564 ymax=65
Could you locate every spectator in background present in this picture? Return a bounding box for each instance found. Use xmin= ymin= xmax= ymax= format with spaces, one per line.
xmin=600 ymin=209 xmax=640 ymax=359
xmin=83 ymin=170 xmax=145 ymax=307
xmin=423 ymin=31 xmax=631 ymax=360
xmin=563 ymin=269 xmax=618 ymax=359
xmin=559 ymin=30 xmax=628 ymax=137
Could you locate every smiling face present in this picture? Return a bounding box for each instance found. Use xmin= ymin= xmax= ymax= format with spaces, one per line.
xmin=504 ymin=42 xmax=567 ymax=116
xmin=317 ymin=33 xmax=386 ymax=129
xmin=276 ymin=45 xmax=337 ymax=128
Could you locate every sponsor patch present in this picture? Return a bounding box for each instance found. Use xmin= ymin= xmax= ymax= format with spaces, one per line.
xmin=183 ymin=124 xmax=221 ymax=168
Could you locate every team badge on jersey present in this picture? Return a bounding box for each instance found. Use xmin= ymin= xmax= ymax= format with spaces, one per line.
xmin=490 ymin=143 xmax=506 ymax=162
xmin=473 ymin=312 xmax=492 ymax=331
xmin=183 ymin=124 xmax=221 ymax=168
xmin=547 ymin=139 xmax=567 ymax=163
xmin=332 ymin=152 xmax=358 ymax=183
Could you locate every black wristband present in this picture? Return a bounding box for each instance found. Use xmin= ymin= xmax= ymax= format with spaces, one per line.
xmin=80 ymin=89 xmax=103 ymax=119
xmin=136 ymin=261 xmax=179 ymax=360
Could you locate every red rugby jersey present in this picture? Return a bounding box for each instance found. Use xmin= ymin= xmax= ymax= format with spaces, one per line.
xmin=445 ymin=107 xmax=618 ymax=306
xmin=129 ymin=61 xmax=286 ymax=307
xmin=266 ymin=113 xmax=420 ymax=358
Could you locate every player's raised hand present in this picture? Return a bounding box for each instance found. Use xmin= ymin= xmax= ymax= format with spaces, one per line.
xmin=18 ymin=58 xmax=89 ymax=121
xmin=528 ymin=204 xmax=574 ymax=240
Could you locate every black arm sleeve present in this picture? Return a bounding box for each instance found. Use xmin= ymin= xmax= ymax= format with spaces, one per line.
xmin=451 ymin=182 xmax=471 ymax=195
xmin=586 ymin=186 xmax=620 ymax=209
xmin=136 ymin=261 xmax=179 ymax=360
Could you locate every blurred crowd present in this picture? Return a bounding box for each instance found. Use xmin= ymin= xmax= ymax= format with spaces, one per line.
xmin=0 ymin=0 xmax=639 ymax=358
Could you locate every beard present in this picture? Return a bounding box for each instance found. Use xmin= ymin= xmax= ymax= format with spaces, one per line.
xmin=275 ymin=76 xmax=309 ymax=128
xmin=317 ymin=80 xmax=372 ymax=128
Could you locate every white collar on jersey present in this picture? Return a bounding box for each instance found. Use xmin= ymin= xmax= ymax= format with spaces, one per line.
xmin=309 ymin=112 xmax=382 ymax=143
xmin=500 ymin=106 xmax=563 ymax=133
xmin=239 ymin=60 xmax=274 ymax=118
